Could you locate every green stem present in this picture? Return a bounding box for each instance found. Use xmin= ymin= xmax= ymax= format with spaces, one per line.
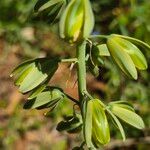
xmin=89 ymin=35 xmax=109 ymax=39
xmin=77 ymin=40 xmax=87 ymax=102
xmin=65 ymin=93 xmax=80 ymax=105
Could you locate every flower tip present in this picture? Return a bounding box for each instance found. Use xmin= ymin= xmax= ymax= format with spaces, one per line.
xmin=139 ymin=122 xmax=145 ymax=130
xmin=133 ymin=74 xmax=138 ymax=80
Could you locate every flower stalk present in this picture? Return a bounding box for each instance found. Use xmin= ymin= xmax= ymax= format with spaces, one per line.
xmin=76 ymin=40 xmax=87 ymax=102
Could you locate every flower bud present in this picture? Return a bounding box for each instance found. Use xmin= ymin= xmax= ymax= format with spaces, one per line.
xmin=11 ymin=58 xmax=59 ymax=93
xmin=112 ymin=36 xmax=147 ymax=70
xmin=107 ymin=35 xmax=137 ymax=79
xmin=84 ymin=99 xmax=110 ymax=148
xmin=23 ymin=86 xmax=64 ymax=109
xmin=34 ymin=0 xmax=66 ymax=23
xmin=107 ymin=35 xmax=148 ymax=79
xmin=60 ymin=0 xmax=94 ymax=42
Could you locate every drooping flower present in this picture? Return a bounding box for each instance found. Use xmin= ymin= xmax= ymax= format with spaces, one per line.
xmin=107 ymin=34 xmax=148 ymax=79
xmin=59 ymin=0 xmax=94 ymax=43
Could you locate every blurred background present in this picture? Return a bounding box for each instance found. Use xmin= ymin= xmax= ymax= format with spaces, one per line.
xmin=0 ymin=0 xmax=149 ymax=149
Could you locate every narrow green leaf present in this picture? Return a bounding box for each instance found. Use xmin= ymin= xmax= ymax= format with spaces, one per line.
xmin=83 ymin=100 xmax=94 ymax=149
xmin=38 ymin=0 xmax=62 ymax=12
xmin=88 ymin=60 xmax=99 ymax=77
xmin=24 ymin=88 xmax=63 ymax=109
xmin=96 ymin=57 xmax=104 ymax=65
xmin=24 ymin=91 xmax=52 ymax=109
xmin=110 ymin=105 xmax=145 ymax=129
xmin=34 ymin=0 xmax=66 ymax=23
xmin=34 ymin=0 xmax=49 ymax=12
xmin=36 ymin=98 xmax=60 ymax=109
xmin=109 ymin=100 xmax=132 ymax=106
xmin=91 ymin=45 xmax=104 ymax=66
xmin=109 ymin=101 xmax=135 ymax=112
xmin=24 ymin=97 xmax=60 ymax=109
xmin=115 ymin=104 xmax=135 ymax=112
xmin=28 ymin=84 xmax=47 ymax=100
xmin=106 ymin=108 xmax=126 ymax=141
xmin=97 ymin=44 xmax=110 ymax=56
xmin=47 ymin=1 xmax=63 ymax=16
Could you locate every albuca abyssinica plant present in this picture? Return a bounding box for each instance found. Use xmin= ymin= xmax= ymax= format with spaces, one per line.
xmin=11 ymin=0 xmax=150 ymax=149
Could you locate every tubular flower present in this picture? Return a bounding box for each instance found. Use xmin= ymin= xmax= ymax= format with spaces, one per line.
xmin=83 ymin=99 xmax=110 ymax=149
xmin=10 ymin=58 xmax=59 ymax=93
xmin=59 ymin=0 xmax=94 ymax=43
xmin=107 ymin=35 xmax=148 ymax=79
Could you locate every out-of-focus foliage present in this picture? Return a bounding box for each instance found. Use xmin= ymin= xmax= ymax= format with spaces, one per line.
xmin=0 ymin=0 xmax=73 ymax=59
xmin=0 ymin=0 xmax=149 ymax=149
xmin=0 ymin=0 xmax=36 ymax=42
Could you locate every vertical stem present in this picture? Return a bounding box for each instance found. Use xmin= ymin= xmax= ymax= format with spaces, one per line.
xmin=77 ymin=40 xmax=87 ymax=102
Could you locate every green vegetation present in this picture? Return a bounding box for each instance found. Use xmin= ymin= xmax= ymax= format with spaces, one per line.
xmin=0 ymin=0 xmax=149 ymax=150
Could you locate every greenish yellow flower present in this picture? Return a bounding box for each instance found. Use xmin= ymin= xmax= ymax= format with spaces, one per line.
xmin=60 ymin=0 xmax=94 ymax=43
xmin=107 ymin=35 xmax=148 ymax=79
xmin=11 ymin=58 xmax=59 ymax=93
xmin=84 ymin=99 xmax=110 ymax=149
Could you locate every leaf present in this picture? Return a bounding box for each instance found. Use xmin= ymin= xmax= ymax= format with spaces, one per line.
xmin=47 ymin=1 xmax=63 ymax=16
xmin=109 ymin=101 xmax=135 ymax=112
xmin=106 ymin=108 xmax=126 ymax=141
xmin=28 ymin=84 xmax=47 ymax=100
xmin=107 ymin=36 xmax=137 ymax=79
xmin=97 ymin=44 xmax=110 ymax=56
xmin=37 ymin=0 xmax=62 ymax=12
xmin=34 ymin=0 xmax=49 ymax=12
xmin=83 ymin=100 xmax=94 ymax=149
xmin=36 ymin=98 xmax=60 ymax=109
xmin=115 ymin=104 xmax=135 ymax=112
xmin=24 ymin=99 xmax=59 ymax=110
xmin=24 ymin=88 xmax=63 ymax=109
xmin=110 ymin=105 xmax=145 ymax=129
xmin=34 ymin=0 xmax=66 ymax=23
xmin=88 ymin=60 xmax=99 ymax=77
xmin=91 ymin=45 xmax=104 ymax=66
xmin=108 ymin=100 xmax=132 ymax=106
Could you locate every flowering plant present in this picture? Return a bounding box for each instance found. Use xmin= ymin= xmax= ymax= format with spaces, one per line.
xmin=11 ymin=0 xmax=150 ymax=149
